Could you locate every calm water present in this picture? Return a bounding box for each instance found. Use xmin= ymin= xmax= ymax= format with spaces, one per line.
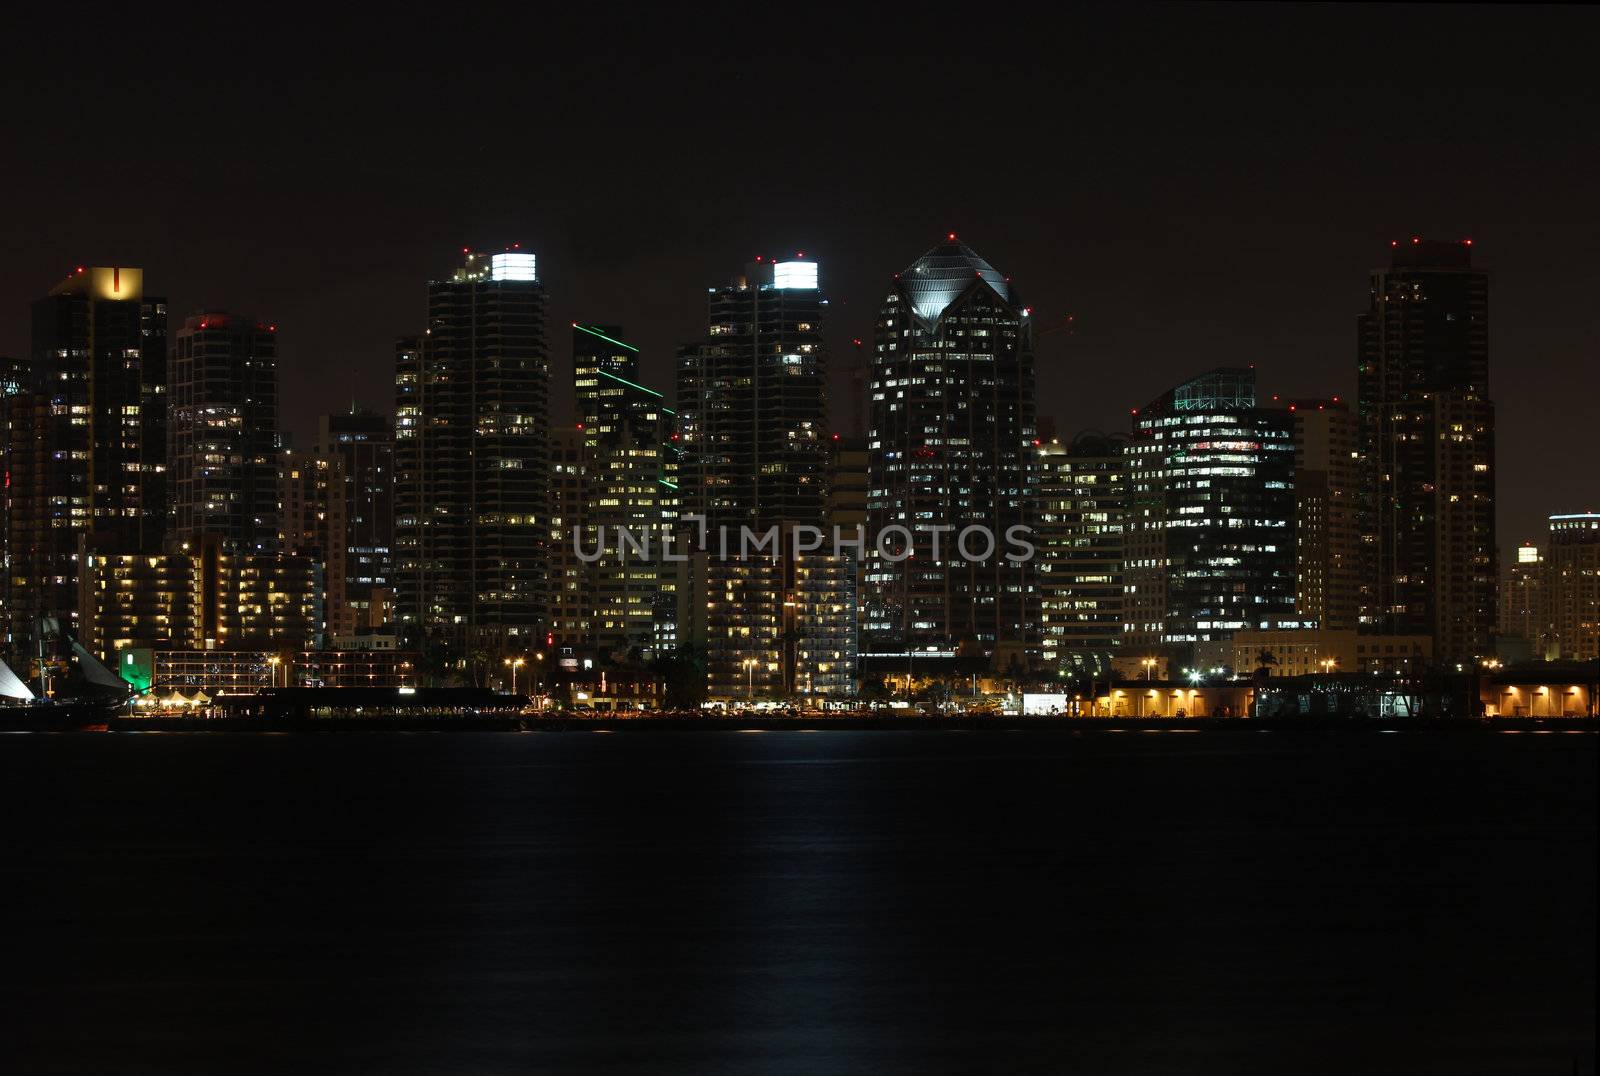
xmin=0 ymin=730 xmax=1593 ymax=1075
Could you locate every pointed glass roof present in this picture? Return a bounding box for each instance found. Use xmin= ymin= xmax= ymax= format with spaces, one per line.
xmin=900 ymin=236 xmax=1011 ymax=327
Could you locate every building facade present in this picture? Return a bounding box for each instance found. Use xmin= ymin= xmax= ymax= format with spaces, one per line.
xmin=1122 ymin=367 xmax=1297 ymax=658
xmin=1358 ymin=239 xmax=1495 ymax=662
xmin=1290 ymin=398 xmax=1360 ymax=630
xmin=676 ymin=256 xmax=851 ymax=700
xmin=78 ymin=534 xmax=322 ymax=658
xmin=1547 ymin=512 xmax=1599 ymax=660
xmin=393 ymin=249 xmax=550 ymax=654
xmin=5 ymin=267 xmax=167 ymax=652
xmin=863 ymin=236 xmax=1038 ymax=670
xmin=168 ymin=312 xmax=281 ymax=552
xmin=1037 ymin=431 xmax=1127 ymax=675
xmin=573 ymin=324 xmax=678 ymax=662
xmin=315 ymin=409 xmax=394 ymax=636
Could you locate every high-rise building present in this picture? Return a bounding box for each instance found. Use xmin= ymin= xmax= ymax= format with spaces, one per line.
xmin=315 ymin=409 xmax=394 ymax=635
xmin=676 ymin=256 xmax=827 ymax=533
xmin=169 ymin=312 xmax=281 ymax=552
xmin=863 ymin=236 xmax=1038 ymax=671
xmin=1037 ymin=431 xmax=1127 ymax=675
xmin=1289 ymin=397 xmax=1360 ymax=629
xmin=1547 ymin=512 xmax=1599 ymax=661
xmin=547 ymin=427 xmax=591 ymax=650
xmin=572 ymin=324 xmax=679 ymax=662
xmin=393 ymin=249 xmax=550 ymax=653
xmin=278 ymin=446 xmax=344 ymax=643
xmin=1122 ymin=368 xmax=1297 ymax=657
xmin=5 ymin=267 xmax=167 ymax=651
xmin=1358 ymin=239 xmax=1495 ymax=662
xmin=1498 ymin=541 xmax=1548 ymax=658
xmin=1 ymin=357 xmax=30 ymax=650
xmin=676 ymin=255 xmax=851 ymax=699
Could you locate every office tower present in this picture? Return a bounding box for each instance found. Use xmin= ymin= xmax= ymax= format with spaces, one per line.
xmin=547 ymin=427 xmax=591 ymax=649
xmin=863 ymin=236 xmax=1038 ymax=670
xmin=572 ymin=324 xmax=679 ymax=661
xmin=1290 ymin=397 xmax=1360 ymax=629
xmin=393 ymin=248 xmax=550 ymax=653
xmin=1037 ymin=431 xmax=1127 ymax=675
xmin=1122 ymin=367 xmax=1296 ymax=656
xmin=1547 ymin=513 xmax=1599 ymax=660
xmin=169 ymin=312 xmax=281 ymax=552
xmin=315 ymin=409 xmax=394 ymax=635
xmin=4 ymin=267 xmax=167 ymax=651
xmin=1498 ymin=542 xmax=1548 ymax=657
xmin=676 ymin=255 xmax=848 ymax=700
xmin=1358 ymin=239 xmax=1495 ymax=662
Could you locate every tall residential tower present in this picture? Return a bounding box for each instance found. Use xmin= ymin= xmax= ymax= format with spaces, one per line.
xmin=1358 ymin=239 xmax=1495 ymax=662
xmin=393 ymin=249 xmax=550 ymax=653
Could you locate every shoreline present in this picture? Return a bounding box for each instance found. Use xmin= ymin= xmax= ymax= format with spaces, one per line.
xmin=4 ymin=713 xmax=1596 ymax=734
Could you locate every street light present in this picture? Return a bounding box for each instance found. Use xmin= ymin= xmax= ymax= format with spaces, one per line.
xmin=266 ymin=655 xmax=281 ymax=688
xmin=743 ymin=658 xmax=758 ymax=702
xmin=1142 ymin=658 xmax=1157 ymax=681
xmin=534 ymin=652 xmax=545 ymax=711
xmin=504 ymin=656 xmax=525 ymax=695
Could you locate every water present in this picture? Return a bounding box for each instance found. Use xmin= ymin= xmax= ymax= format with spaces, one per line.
xmin=1 ymin=730 xmax=1593 ymax=1074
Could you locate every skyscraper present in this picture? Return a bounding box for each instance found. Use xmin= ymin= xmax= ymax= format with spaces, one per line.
xmin=315 ymin=409 xmax=394 ymax=635
xmin=546 ymin=427 xmax=591 ymax=650
xmin=1498 ymin=541 xmax=1548 ymax=658
xmin=1547 ymin=512 xmax=1598 ymax=661
xmin=1358 ymin=239 xmax=1495 ymax=662
xmin=169 ymin=312 xmax=281 ymax=552
xmin=393 ymin=249 xmax=550 ymax=653
xmin=864 ymin=236 xmax=1037 ymax=670
xmin=572 ymin=324 xmax=678 ymax=661
xmin=1037 ymin=431 xmax=1127 ymax=675
xmin=1122 ymin=368 xmax=1297 ymax=656
xmin=675 ymin=255 xmax=847 ymax=699
xmin=5 ymin=267 xmax=167 ymax=651
xmin=1289 ymin=397 xmax=1360 ymax=630
xmin=676 ymin=256 xmax=827 ymax=533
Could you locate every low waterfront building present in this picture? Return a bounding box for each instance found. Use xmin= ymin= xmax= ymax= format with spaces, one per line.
xmin=120 ymin=646 xmax=419 ymax=696
xmin=1193 ymin=628 xmax=1432 ymax=678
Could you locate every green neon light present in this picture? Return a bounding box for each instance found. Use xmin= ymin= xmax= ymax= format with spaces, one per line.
xmin=597 ymin=368 xmax=664 ymax=399
xmin=658 ymin=478 xmax=679 ymax=489
xmin=574 ymin=323 xmax=640 ymax=353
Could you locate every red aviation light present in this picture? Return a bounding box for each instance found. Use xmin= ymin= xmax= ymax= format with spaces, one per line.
xmin=1463 ymin=238 xmax=1473 ymax=246
xmin=1411 ymin=236 xmax=1421 ymax=244
xmin=1390 ymin=240 xmax=1399 ymax=248
xmin=947 ymin=232 xmax=957 ymax=241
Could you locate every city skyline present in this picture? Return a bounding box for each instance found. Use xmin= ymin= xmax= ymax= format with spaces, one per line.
xmin=3 ymin=8 xmax=1596 ymax=567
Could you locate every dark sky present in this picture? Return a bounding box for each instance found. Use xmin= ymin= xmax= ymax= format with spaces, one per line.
xmin=4 ymin=7 xmax=1596 ymax=558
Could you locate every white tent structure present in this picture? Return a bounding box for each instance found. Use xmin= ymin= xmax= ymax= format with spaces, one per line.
xmin=0 ymin=657 xmax=35 ymax=702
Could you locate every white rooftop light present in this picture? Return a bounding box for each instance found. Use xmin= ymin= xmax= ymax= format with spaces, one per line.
xmin=772 ymin=260 xmax=818 ymax=290
xmin=490 ymin=252 xmax=537 ymax=282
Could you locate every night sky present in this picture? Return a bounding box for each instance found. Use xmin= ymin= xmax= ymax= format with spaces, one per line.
xmin=4 ymin=8 xmax=1596 ymax=558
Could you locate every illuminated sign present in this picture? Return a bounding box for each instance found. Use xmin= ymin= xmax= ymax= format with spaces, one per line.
xmin=490 ymin=252 xmax=538 ymax=281
xmin=772 ymin=260 xmax=818 ymax=290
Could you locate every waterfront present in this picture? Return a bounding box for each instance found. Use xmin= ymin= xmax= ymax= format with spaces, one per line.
xmin=1 ymin=731 xmax=1593 ymax=1074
